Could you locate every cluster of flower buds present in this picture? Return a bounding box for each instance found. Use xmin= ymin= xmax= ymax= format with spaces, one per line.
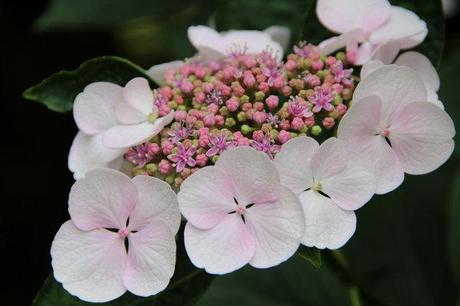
xmin=125 ymin=44 xmax=357 ymax=187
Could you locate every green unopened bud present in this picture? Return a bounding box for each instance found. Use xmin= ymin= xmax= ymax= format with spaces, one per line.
xmin=165 ymin=175 xmax=175 ymax=185
xmin=146 ymin=163 xmax=158 ymax=175
xmin=225 ymin=117 xmax=236 ymax=127
xmin=219 ymin=106 xmax=229 ymax=116
xmin=133 ymin=168 xmax=147 ymax=176
xmin=333 ymin=94 xmax=343 ymax=105
xmin=336 ymin=52 xmax=346 ymax=62
xmin=290 ymin=132 xmax=298 ymax=138
xmin=316 ymin=70 xmax=325 ymax=79
xmin=151 ymin=135 xmax=160 ymax=143
xmin=255 ymin=91 xmax=265 ymax=101
xmin=241 ymin=124 xmax=254 ymax=135
xmin=311 ymin=125 xmax=322 ymax=136
xmin=269 ymin=129 xmax=279 ymax=140
xmin=298 ymin=58 xmax=311 ymax=70
xmin=237 ymin=111 xmax=247 ymax=122
xmin=300 ymin=126 xmax=308 ymax=134
xmin=298 ymin=90 xmax=309 ymax=98
xmin=188 ymin=75 xmax=197 ymax=82
xmin=194 ymin=120 xmax=204 ymax=129
xmin=204 ymin=76 xmax=215 ymax=82
xmin=240 ymin=95 xmax=250 ymax=104
xmin=168 ymin=101 xmax=178 ymax=109
xmin=192 ymin=139 xmax=199 ymax=147
xmin=177 ymin=105 xmax=187 ymax=111
xmin=320 ymin=54 xmax=327 ymax=61
xmin=211 ymin=155 xmax=219 ymax=164
xmin=147 ymin=112 xmax=158 ymax=123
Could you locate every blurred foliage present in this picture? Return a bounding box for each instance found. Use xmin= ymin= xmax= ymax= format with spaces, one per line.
xmin=297 ymin=245 xmax=321 ymax=268
xmin=23 ymin=56 xmax=153 ymax=112
xmin=449 ymin=171 xmax=460 ymax=289
xmin=214 ymin=0 xmax=313 ymax=44
xmin=439 ymin=48 xmax=460 ymax=157
xmin=197 ymin=255 xmax=349 ymax=306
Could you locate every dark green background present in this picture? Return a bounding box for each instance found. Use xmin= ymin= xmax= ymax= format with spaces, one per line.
xmin=1 ymin=1 xmax=459 ymax=305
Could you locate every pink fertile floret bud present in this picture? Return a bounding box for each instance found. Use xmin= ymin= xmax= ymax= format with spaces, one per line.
xmin=203 ymin=83 xmax=213 ymax=93
xmin=180 ymin=80 xmax=194 ymax=94
xmin=285 ymin=60 xmax=297 ymax=71
xmin=306 ymin=75 xmax=321 ymax=87
xmin=332 ymin=84 xmax=344 ymax=94
xmin=258 ymin=82 xmax=269 ymax=93
xmin=203 ymin=114 xmax=216 ymax=127
xmin=291 ymin=117 xmax=305 ymax=130
xmin=279 ymin=119 xmax=291 ymax=130
xmin=253 ymin=102 xmax=264 ymax=111
xmin=159 ymin=159 xmax=171 ymax=174
xmin=161 ymin=140 xmax=174 ymax=155
xmin=336 ymin=103 xmax=347 ymax=115
xmin=346 ymin=51 xmax=357 ymax=64
xmin=198 ymin=127 xmax=209 ymax=137
xmin=226 ymin=97 xmax=239 ymax=112
xmin=158 ymin=105 xmax=171 ymax=116
xmin=199 ymin=135 xmax=210 ymax=147
xmin=253 ymin=111 xmax=267 ymax=124
xmin=233 ymin=86 xmax=245 ymax=97
xmin=186 ymin=114 xmax=197 ymax=125
xmin=207 ymin=103 xmax=219 ymax=114
xmin=273 ymin=77 xmax=285 ymax=89
xmin=195 ymin=92 xmax=206 ymax=103
xmin=159 ymin=87 xmax=173 ymax=100
xmin=252 ymin=130 xmax=265 ymax=142
xmin=195 ymin=67 xmax=206 ymax=78
xmin=282 ymin=85 xmax=292 ymax=96
xmin=195 ymin=153 xmax=208 ymax=166
xmin=322 ymin=117 xmax=335 ymax=129
xmin=278 ymin=130 xmax=291 ymax=144
xmin=325 ymin=56 xmax=337 ymax=66
xmin=312 ymin=60 xmax=324 ymax=71
xmin=174 ymin=110 xmax=187 ymax=121
xmin=147 ymin=143 xmax=160 ymax=155
xmin=265 ymin=95 xmax=279 ymax=110
xmin=304 ymin=116 xmax=316 ymax=127
xmin=243 ymin=71 xmax=256 ymax=87
xmin=215 ymin=115 xmax=225 ymax=126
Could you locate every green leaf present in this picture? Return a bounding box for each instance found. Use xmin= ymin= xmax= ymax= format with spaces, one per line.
xmin=439 ymin=48 xmax=460 ymax=157
xmin=32 ymin=226 xmax=214 ymax=306
xmin=449 ymin=170 xmax=460 ymax=286
xmin=197 ymin=256 xmax=349 ymax=306
xmin=297 ymin=245 xmax=321 ymax=268
xmin=23 ymin=56 xmax=154 ymax=113
xmin=35 ymin=0 xmax=205 ymax=30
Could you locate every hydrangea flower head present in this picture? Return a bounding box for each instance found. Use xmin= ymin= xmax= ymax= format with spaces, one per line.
xmin=178 ymin=147 xmax=305 ymax=274
xmin=317 ymin=0 xmax=427 ymax=65
xmin=123 ymin=44 xmax=357 ymax=187
xmin=274 ymin=136 xmax=376 ymax=249
xmin=51 ymin=169 xmax=180 ymax=302
xmin=338 ymin=65 xmax=455 ymax=194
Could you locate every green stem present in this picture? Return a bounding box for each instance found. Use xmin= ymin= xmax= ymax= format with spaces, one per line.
xmin=349 ymin=286 xmax=363 ymax=306
xmin=322 ymin=250 xmax=382 ymax=306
